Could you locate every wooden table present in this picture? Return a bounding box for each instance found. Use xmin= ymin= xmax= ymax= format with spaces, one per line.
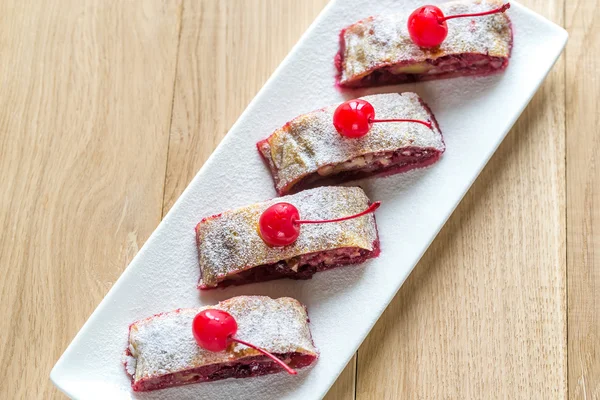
xmin=0 ymin=0 xmax=597 ymax=398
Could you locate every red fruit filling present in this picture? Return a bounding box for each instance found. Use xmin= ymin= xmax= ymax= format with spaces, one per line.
xmin=287 ymin=147 xmax=442 ymax=195
xmin=130 ymin=353 xmax=316 ymax=392
xmin=338 ymin=53 xmax=508 ymax=88
xmin=199 ymin=241 xmax=380 ymax=290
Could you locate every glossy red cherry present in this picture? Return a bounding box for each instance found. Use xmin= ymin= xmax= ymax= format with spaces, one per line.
xmin=408 ymin=3 xmax=510 ymax=48
xmin=259 ymin=201 xmax=382 ymax=247
xmin=333 ymin=99 xmax=375 ymax=138
xmin=192 ymin=309 xmax=237 ymax=352
xmin=333 ymin=99 xmax=433 ymax=138
xmin=192 ymin=309 xmax=297 ymax=374
xmin=258 ymin=202 xmax=301 ymax=247
xmin=407 ymin=6 xmax=448 ymax=48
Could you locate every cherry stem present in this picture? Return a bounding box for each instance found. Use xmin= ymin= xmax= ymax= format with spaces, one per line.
xmin=296 ymin=201 xmax=381 ymax=225
xmin=231 ymin=337 xmax=297 ymax=375
xmin=440 ymin=3 xmax=510 ymax=22
xmin=370 ymin=118 xmax=433 ymax=130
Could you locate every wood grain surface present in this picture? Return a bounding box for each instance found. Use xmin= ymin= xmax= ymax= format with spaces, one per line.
xmin=0 ymin=0 xmax=594 ymax=399
xmin=566 ymin=1 xmax=600 ymax=399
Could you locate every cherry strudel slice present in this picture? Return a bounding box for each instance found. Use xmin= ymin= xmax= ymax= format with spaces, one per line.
xmin=124 ymin=296 xmax=318 ymax=392
xmin=257 ymin=93 xmax=443 ymax=195
xmin=196 ymin=186 xmax=379 ymax=289
xmin=336 ymin=0 xmax=513 ymax=88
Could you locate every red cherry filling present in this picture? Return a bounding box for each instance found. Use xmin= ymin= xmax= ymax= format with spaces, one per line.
xmin=192 ymin=309 xmax=297 ymax=375
xmin=258 ymin=200 xmax=381 ymax=247
xmin=333 ymin=99 xmax=433 ymax=138
xmin=408 ymin=3 xmax=510 ymax=48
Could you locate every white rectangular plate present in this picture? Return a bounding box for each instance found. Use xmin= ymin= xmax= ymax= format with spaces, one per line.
xmin=51 ymin=1 xmax=567 ymax=399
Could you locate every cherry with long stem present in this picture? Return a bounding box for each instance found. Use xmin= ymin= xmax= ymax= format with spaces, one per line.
xmin=333 ymin=99 xmax=432 ymax=138
xmin=259 ymin=201 xmax=381 ymax=247
xmin=192 ymin=309 xmax=297 ymax=375
xmin=408 ymin=3 xmax=510 ymax=48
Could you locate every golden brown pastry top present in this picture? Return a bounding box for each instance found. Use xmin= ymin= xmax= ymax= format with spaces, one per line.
xmin=124 ymin=296 xmax=318 ymax=384
xmin=196 ymin=186 xmax=378 ymax=287
xmin=339 ymin=0 xmax=512 ymax=85
xmin=258 ymin=93 xmax=443 ymax=194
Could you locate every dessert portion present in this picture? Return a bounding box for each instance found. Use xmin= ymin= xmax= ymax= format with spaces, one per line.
xmin=124 ymin=296 xmax=318 ymax=392
xmin=336 ymin=0 xmax=513 ymax=88
xmin=196 ymin=186 xmax=380 ymax=289
xmin=257 ymin=93 xmax=443 ymax=195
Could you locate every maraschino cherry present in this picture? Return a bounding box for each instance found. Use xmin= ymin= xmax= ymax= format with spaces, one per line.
xmin=192 ymin=309 xmax=297 ymax=375
xmin=333 ymin=99 xmax=433 ymax=138
xmin=408 ymin=3 xmax=510 ymax=48
xmin=259 ymin=200 xmax=381 ymax=247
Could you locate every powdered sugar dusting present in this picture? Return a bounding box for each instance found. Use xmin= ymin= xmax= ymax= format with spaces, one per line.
xmin=196 ymin=187 xmax=378 ymax=287
xmin=126 ymin=296 xmax=318 ymax=384
xmin=123 ymin=355 xmax=136 ymax=377
xmin=340 ymin=0 xmax=512 ymax=84
xmin=258 ymin=93 xmax=443 ymax=193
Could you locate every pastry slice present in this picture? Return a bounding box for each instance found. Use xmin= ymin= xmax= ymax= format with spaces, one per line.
xmin=336 ymin=0 xmax=513 ymax=88
xmin=196 ymin=186 xmax=380 ymax=289
xmin=257 ymin=93 xmax=443 ymax=195
xmin=124 ymin=296 xmax=318 ymax=392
